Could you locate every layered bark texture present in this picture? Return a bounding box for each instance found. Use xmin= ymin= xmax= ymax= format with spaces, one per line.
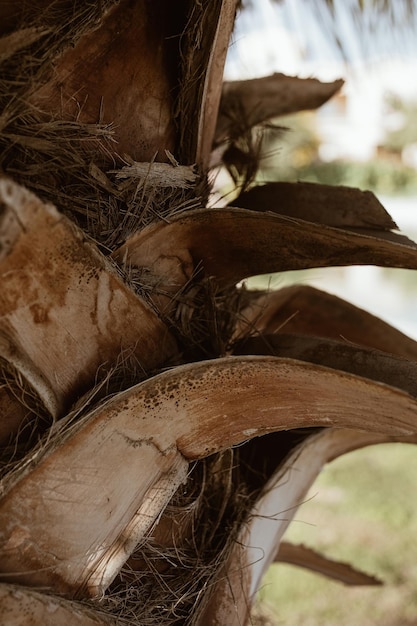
xmin=1 ymin=1 xmax=417 ymax=625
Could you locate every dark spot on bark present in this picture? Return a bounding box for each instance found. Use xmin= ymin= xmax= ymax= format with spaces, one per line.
xmin=29 ymin=303 xmax=49 ymax=324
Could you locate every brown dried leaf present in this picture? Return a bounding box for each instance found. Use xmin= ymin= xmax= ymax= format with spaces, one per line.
xmin=276 ymin=542 xmax=382 ymax=586
xmin=237 ymin=285 xmax=417 ymax=360
xmin=0 ymin=177 xmax=177 ymax=415
xmin=233 ymin=333 xmax=417 ymax=398
xmin=1 ymin=356 xmax=416 ymax=596
xmin=113 ymin=207 xmax=417 ymax=293
xmin=234 ymin=181 xmax=397 ymax=230
xmin=215 ymin=73 xmax=344 ymax=143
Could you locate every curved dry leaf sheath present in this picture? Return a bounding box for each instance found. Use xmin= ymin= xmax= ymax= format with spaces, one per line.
xmin=237 ymin=285 xmax=417 ymax=359
xmin=0 ymin=178 xmax=177 ymax=414
xmin=0 ymin=356 xmax=416 ymax=597
xmin=234 ymin=181 xmax=397 ymax=230
xmin=174 ymin=0 xmax=239 ymax=165
xmin=194 ymin=0 xmax=239 ymax=166
xmin=201 ymin=428 xmax=416 ymax=625
xmin=233 ymin=333 xmax=417 ymax=399
xmin=28 ymin=0 xmax=178 ymax=161
xmin=113 ymin=207 xmax=417 ymax=292
xmin=275 ymin=542 xmax=382 ymax=586
xmin=215 ymin=74 xmax=344 ymax=143
xmin=0 ymin=583 xmax=114 ymax=626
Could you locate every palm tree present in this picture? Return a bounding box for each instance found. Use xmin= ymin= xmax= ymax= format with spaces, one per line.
xmin=1 ymin=1 xmax=417 ymax=624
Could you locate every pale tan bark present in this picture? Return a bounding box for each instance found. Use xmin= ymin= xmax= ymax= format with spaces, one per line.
xmin=0 ymin=177 xmax=177 ymax=419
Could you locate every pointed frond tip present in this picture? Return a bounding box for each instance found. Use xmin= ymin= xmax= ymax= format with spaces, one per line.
xmin=216 ymin=74 xmax=344 ymax=144
xmin=276 ymin=542 xmax=383 ymax=586
xmin=234 ymin=181 xmax=397 ymax=230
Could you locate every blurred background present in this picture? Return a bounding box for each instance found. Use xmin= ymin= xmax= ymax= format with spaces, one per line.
xmin=221 ymin=1 xmax=417 ymax=623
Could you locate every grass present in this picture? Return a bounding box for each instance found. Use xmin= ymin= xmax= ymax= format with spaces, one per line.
xmin=256 ymin=443 xmax=417 ymax=625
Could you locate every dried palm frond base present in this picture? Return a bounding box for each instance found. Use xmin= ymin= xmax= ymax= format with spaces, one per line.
xmin=99 ymin=431 xmax=308 ymax=625
xmin=103 ymin=453 xmax=249 ymax=625
xmin=1 ymin=116 xmax=204 ymax=251
xmin=0 ymin=0 xmax=210 ymax=252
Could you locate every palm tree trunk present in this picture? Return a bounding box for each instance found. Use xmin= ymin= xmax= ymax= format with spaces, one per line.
xmin=1 ymin=2 xmax=417 ymax=624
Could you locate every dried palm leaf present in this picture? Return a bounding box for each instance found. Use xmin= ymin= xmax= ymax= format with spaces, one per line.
xmin=113 ymin=207 xmax=417 ymax=300
xmin=0 ymin=177 xmax=177 ymax=416
xmin=180 ymin=0 xmax=239 ymax=165
xmin=233 ymin=333 xmax=417 ymax=397
xmin=215 ymin=73 xmax=344 ymax=144
xmin=0 ymin=356 xmax=416 ymax=597
xmin=234 ymin=181 xmax=397 ymax=230
xmin=237 ymin=285 xmax=417 ymax=359
xmin=275 ymin=542 xmax=382 ymax=586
